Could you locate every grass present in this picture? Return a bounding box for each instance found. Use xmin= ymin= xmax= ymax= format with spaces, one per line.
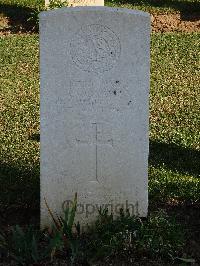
xmin=0 ymin=0 xmax=199 ymax=19
xmin=106 ymin=0 xmax=200 ymax=14
xmin=0 ymin=0 xmax=200 ymax=262
xmin=149 ymin=33 xmax=200 ymax=204
xmin=0 ymin=0 xmax=44 ymax=10
xmin=151 ymin=33 xmax=200 ymax=150
xmin=0 ymin=206 xmax=185 ymax=264
xmin=0 ymin=35 xmax=40 ymax=217
xmin=1 ymin=33 xmax=199 ymax=217
xmin=0 ymin=0 xmax=199 ymax=35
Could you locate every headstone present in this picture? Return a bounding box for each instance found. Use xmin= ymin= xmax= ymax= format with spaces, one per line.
xmin=45 ymin=0 xmax=104 ymax=7
xmin=40 ymin=7 xmax=150 ymax=228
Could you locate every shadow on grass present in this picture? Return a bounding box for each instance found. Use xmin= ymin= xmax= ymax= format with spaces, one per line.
xmin=109 ymin=0 xmax=200 ymax=19
xmin=0 ymin=161 xmax=40 ymax=226
xmin=1 ymin=137 xmax=199 ymax=226
xmin=29 ymin=133 xmax=40 ymax=142
xmin=0 ymin=3 xmax=39 ymax=33
xmin=149 ymin=140 xmax=200 ymax=177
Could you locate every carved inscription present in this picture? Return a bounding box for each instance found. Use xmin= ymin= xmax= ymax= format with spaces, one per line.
xmin=68 ymin=0 xmax=96 ymax=5
xmin=69 ymin=80 xmax=94 ymax=106
xmin=74 ymin=122 xmax=113 ymax=145
xmin=75 ymin=122 xmax=113 ymax=182
xmin=69 ymin=79 xmax=133 ymax=111
xmin=46 ymin=0 xmax=98 ymax=7
xmin=70 ymin=24 xmax=121 ymax=73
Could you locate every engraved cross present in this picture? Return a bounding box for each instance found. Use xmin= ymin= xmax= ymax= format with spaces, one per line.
xmin=75 ymin=122 xmax=113 ymax=182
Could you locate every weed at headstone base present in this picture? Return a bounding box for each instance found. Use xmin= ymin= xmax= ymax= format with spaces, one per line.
xmin=44 ymin=192 xmax=82 ymax=264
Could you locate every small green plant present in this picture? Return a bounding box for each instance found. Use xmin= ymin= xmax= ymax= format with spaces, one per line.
xmin=84 ymin=208 xmax=142 ymax=261
xmin=137 ymin=210 xmax=184 ymax=260
xmin=45 ymin=193 xmax=81 ymax=264
xmin=28 ymin=6 xmax=44 ymax=31
xmin=0 ymin=225 xmax=46 ymax=265
xmin=0 ymin=201 xmax=185 ymax=265
xmin=83 ymin=209 xmax=184 ymax=263
xmin=28 ymin=0 xmax=68 ymax=31
xmin=48 ymin=0 xmax=68 ymax=9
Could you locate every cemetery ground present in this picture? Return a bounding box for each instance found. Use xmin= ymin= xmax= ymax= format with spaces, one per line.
xmin=0 ymin=0 xmax=200 ymax=34
xmin=0 ymin=0 xmax=200 ymax=265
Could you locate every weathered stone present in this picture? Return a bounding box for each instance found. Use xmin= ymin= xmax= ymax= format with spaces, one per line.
xmin=40 ymin=7 xmax=150 ymax=228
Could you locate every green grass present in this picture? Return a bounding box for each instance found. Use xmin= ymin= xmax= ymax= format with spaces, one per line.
xmin=0 ymin=33 xmax=200 ymax=216
xmin=106 ymin=0 xmax=200 ymax=14
xmin=0 ymin=0 xmax=44 ymax=9
xmin=149 ymin=33 xmax=200 ymax=204
xmin=0 ymin=0 xmax=199 ymax=17
xmin=0 ymin=35 xmax=40 ymax=211
xmin=151 ymin=33 xmax=200 ymax=150
xmin=0 ymin=207 xmax=184 ymax=264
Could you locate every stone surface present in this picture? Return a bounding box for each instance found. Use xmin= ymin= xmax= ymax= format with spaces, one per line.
xmin=40 ymin=7 xmax=150 ymax=228
xmin=45 ymin=0 xmax=104 ymax=7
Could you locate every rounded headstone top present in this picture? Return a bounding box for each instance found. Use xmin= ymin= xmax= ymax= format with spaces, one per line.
xmin=39 ymin=6 xmax=150 ymax=20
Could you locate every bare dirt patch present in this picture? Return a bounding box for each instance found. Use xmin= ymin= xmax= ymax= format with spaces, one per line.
xmin=0 ymin=15 xmax=33 ymax=35
xmin=0 ymin=15 xmax=9 ymax=29
xmin=151 ymin=13 xmax=200 ymax=33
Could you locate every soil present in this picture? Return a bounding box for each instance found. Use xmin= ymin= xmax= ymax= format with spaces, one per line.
xmin=151 ymin=13 xmax=200 ymax=33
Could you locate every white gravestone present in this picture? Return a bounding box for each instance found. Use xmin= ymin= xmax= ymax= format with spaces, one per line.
xmin=40 ymin=7 xmax=150 ymax=227
xmin=45 ymin=0 xmax=104 ymax=7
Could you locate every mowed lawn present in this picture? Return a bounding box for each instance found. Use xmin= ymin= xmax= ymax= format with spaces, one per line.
xmin=0 ymin=33 xmax=200 ymax=223
xmin=0 ymin=35 xmax=40 ymax=220
xmin=0 ymin=0 xmax=199 ymax=13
